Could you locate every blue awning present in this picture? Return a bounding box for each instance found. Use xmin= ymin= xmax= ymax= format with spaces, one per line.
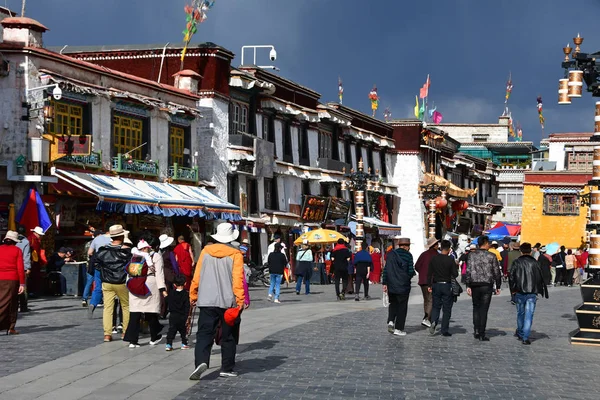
xmin=53 ymin=169 xmax=241 ymax=220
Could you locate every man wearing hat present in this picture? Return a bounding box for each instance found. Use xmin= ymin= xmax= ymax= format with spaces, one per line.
xmin=45 ymin=247 xmax=73 ymax=296
xmin=382 ymin=237 xmax=415 ymax=336
xmin=189 ymin=222 xmax=246 ymax=380
xmin=86 ymin=230 xmax=112 ymax=316
xmin=91 ymin=225 xmax=131 ymax=342
xmin=27 ymin=226 xmax=46 ymax=298
xmin=414 ymin=237 xmax=440 ymax=328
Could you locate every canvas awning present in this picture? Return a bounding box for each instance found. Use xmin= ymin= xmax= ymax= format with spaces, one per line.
xmin=350 ymin=215 xmax=401 ymax=237
xmin=53 ymin=169 xmax=241 ymax=220
xmin=422 ymin=173 xmax=477 ymax=199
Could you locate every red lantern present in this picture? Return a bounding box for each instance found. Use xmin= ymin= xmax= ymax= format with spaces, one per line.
xmin=435 ymin=197 xmax=447 ymax=209
xmin=452 ymin=200 xmax=469 ymax=211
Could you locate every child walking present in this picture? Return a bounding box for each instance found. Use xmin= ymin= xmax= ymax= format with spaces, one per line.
xmin=166 ymin=274 xmax=190 ymax=351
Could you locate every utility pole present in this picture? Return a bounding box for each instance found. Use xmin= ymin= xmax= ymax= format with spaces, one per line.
xmin=21 ymin=0 xmax=26 ymax=16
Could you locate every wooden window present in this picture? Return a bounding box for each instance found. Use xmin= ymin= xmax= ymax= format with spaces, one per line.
xmin=230 ymin=102 xmax=249 ymax=134
xmin=345 ymin=140 xmax=352 ymax=165
xmin=264 ymin=177 xmax=278 ymax=210
xmin=227 ymin=174 xmax=239 ymax=206
xmin=169 ymin=125 xmax=185 ymax=166
xmin=367 ymin=147 xmax=374 ymax=172
xmin=302 ymin=180 xmax=311 ymax=196
xmin=113 ymin=115 xmax=143 ymax=159
xmin=49 ymin=101 xmax=83 ymax=137
xmin=380 ymin=150 xmax=387 ymax=178
xmin=318 ymin=132 xmax=332 ymax=159
xmin=331 ymin=126 xmax=340 ymax=161
xmin=355 ymin=143 xmax=363 ymax=167
xmin=543 ymin=194 xmax=579 ymax=215
xmin=567 ymin=152 xmax=593 ymax=171
xmin=298 ymin=124 xmax=309 ymax=165
xmin=240 ymin=106 xmax=248 ymax=133
xmin=283 ymin=121 xmax=293 ymax=162
xmin=247 ymin=179 xmax=259 ymax=214
xmin=262 ymin=116 xmax=268 ymax=139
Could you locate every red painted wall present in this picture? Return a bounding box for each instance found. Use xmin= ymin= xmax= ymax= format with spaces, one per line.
xmin=392 ymin=124 xmax=421 ymax=152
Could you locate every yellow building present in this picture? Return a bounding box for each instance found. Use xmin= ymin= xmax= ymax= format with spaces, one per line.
xmin=521 ymin=172 xmax=590 ymax=249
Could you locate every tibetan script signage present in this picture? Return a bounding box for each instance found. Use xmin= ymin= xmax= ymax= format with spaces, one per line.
xmin=301 ymin=195 xmax=329 ymax=223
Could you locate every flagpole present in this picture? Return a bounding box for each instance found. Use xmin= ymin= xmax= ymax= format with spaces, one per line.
xmin=425 ymin=74 xmax=429 ymax=122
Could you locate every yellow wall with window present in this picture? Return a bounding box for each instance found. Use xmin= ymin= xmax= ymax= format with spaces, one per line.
xmin=521 ymin=184 xmax=588 ymax=248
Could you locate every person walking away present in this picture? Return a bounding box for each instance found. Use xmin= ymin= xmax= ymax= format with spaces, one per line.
xmin=370 ymin=247 xmax=382 ymax=284
xmin=87 ymin=231 xmax=112 ymax=317
xmin=267 ymin=243 xmax=287 ymax=303
xmin=509 ymin=242 xmax=549 ymax=345
xmin=27 ymin=226 xmax=46 ymax=298
xmin=414 ymin=237 xmax=439 ymax=328
xmin=16 ymin=226 xmax=31 ymax=312
xmin=353 ymin=243 xmax=373 ymax=301
xmin=500 ymin=243 xmax=510 ymax=278
xmin=564 ymin=249 xmax=577 ymax=287
xmin=159 ymin=234 xmax=177 ymax=318
xmin=552 ymin=246 xmax=567 ymax=286
xmin=331 ymin=239 xmax=351 ymax=300
xmin=91 ymin=225 xmax=131 ymax=342
xmin=537 ymin=246 xmax=552 ymax=286
xmin=532 ymin=243 xmax=541 ymax=260
xmin=124 ymin=237 xmax=167 ymax=348
xmin=382 ymin=237 xmax=415 ymax=336
xmin=295 ymin=240 xmax=313 ymax=295
xmin=165 ymin=274 xmax=190 ymax=351
xmin=466 ymin=235 xmax=502 ymax=341
xmin=189 ymin=222 xmax=245 ymax=380
xmin=265 ymin=234 xmax=287 ymax=260
xmin=458 ymin=245 xmax=473 ymax=284
xmin=574 ymin=249 xmax=585 ymax=285
xmin=0 ymin=231 xmax=25 ymax=335
xmin=46 ymin=247 xmax=71 ymax=296
xmin=428 ymin=240 xmax=458 ymax=337
xmin=81 ymin=231 xmax=97 ymax=307
xmin=174 ymin=235 xmax=194 ymax=290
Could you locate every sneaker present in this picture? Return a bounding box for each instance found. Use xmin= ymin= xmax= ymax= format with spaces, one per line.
xmin=181 ymin=344 xmax=190 ymax=350
xmin=165 ymin=344 xmax=173 ymax=351
xmin=149 ymin=335 xmax=164 ymax=346
xmin=274 ymin=299 xmax=281 ymax=304
xmin=87 ymin=305 xmax=95 ymax=319
xmin=355 ymin=297 xmax=360 ymax=302
xmin=129 ymin=343 xmax=140 ymax=348
xmin=189 ymin=363 xmax=208 ymax=380
xmin=267 ymin=294 xmax=273 ymax=301
xmin=364 ymin=295 xmax=370 ymax=300
xmin=103 ymin=335 xmax=112 ymax=342
xmin=387 ymin=321 xmax=394 ymax=333
xmin=219 ymin=371 xmax=239 ymax=378
xmin=393 ymin=329 xmax=407 ymax=336
xmin=441 ymin=332 xmax=452 ymax=337
xmin=117 ymin=324 xmax=123 ymax=333
xmin=429 ymin=323 xmax=436 ymax=335
xmin=296 ymin=291 xmax=300 ymax=295
xmin=522 ymin=339 xmax=531 ymax=345
xmin=82 ymin=300 xmax=88 ymax=307
xmin=421 ymin=318 xmax=432 ymax=328
xmin=112 ymin=327 xmax=118 ymax=334
xmin=340 ymin=293 xmax=345 ymax=300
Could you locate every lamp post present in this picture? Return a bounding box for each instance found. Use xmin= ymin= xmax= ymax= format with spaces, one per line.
xmin=341 ymin=158 xmax=381 ymax=252
xmin=557 ymin=33 xmax=600 ymax=346
xmin=419 ymin=182 xmax=447 ymax=240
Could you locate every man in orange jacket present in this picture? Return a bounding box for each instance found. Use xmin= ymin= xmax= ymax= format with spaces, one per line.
xmin=189 ymin=223 xmax=245 ymax=381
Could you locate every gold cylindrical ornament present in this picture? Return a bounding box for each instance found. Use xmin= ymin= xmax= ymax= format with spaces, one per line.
xmin=591 ymin=203 xmax=600 ymax=224
xmin=568 ymin=70 xmax=583 ymax=98
xmin=590 ymin=234 xmax=600 ymax=250
xmin=594 ymin=160 xmax=600 ymax=180
xmin=356 ymin=226 xmax=364 ymax=238
xmin=355 ymin=190 xmax=364 ymax=205
xmin=591 ymin=190 xmax=600 ymax=205
xmin=558 ymin=79 xmax=571 ymax=105
xmin=356 ymin=207 xmax=364 ymax=220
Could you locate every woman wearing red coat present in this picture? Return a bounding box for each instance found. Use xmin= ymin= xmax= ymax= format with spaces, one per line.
xmin=370 ymin=248 xmax=382 ymax=284
xmin=0 ymin=231 xmax=25 ymax=335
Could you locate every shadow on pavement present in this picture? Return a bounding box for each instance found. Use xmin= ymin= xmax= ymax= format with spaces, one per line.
xmin=203 ymin=355 xmax=288 ymax=380
xmin=486 ymin=328 xmax=508 ymax=338
xmin=18 ymin=324 xmax=79 ymax=334
xmin=240 ymin=339 xmax=279 ymax=353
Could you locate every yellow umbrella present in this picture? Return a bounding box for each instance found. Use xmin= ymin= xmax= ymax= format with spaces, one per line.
xmin=8 ymin=203 xmax=16 ymax=231
xmin=294 ymin=228 xmax=348 ymax=245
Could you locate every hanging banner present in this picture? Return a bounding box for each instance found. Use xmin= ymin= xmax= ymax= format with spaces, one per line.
xmin=300 ymin=195 xmax=329 ymax=223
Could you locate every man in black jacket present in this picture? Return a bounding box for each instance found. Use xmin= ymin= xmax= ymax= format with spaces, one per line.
xmin=92 ymin=225 xmax=131 ymax=342
xmin=427 ymin=240 xmax=458 ymax=337
xmin=466 ymin=235 xmax=502 ymax=341
xmin=331 ymin=239 xmax=352 ymax=300
xmin=509 ymin=242 xmax=549 ymax=345
xmin=382 ymin=237 xmax=415 ymax=336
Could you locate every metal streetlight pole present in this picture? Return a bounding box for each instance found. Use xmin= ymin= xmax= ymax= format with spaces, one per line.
xmin=341 ymin=158 xmax=381 ymax=252
xmin=419 ymin=182 xmax=446 ymax=239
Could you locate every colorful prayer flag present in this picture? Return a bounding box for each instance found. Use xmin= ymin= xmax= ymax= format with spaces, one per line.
xmin=419 ymin=98 xmax=425 ymax=120
xmin=505 ymin=73 xmax=513 ymax=104
xmin=181 ymin=1 xmax=216 ymax=67
xmin=419 ymin=74 xmax=430 ymax=99
xmin=16 ymin=187 xmax=52 ymax=233
xmin=383 ymin=107 xmax=391 ymax=122
xmin=516 ymin=122 xmax=523 ymax=141
xmin=338 ymin=77 xmax=343 ymax=104
xmin=369 ymin=85 xmax=379 ymax=117
xmin=414 ymin=95 xmax=419 ymax=118
xmin=537 ymin=96 xmax=545 ymax=129
xmin=432 ymin=110 xmax=443 ymax=124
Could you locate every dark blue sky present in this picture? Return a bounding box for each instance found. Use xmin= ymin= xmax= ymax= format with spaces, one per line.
xmin=15 ymin=0 xmax=600 ymax=144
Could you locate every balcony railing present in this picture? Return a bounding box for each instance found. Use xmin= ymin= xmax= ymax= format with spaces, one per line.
xmin=54 ymin=151 xmax=102 ymax=169
xmin=112 ymin=154 xmax=158 ymax=176
xmin=168 ymin=164 xmax=198 ymax=183
xmin=229 ymin=132 xmax=256 ymax=148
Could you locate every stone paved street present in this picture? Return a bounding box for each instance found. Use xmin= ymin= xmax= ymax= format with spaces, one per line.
xmin=1 ymin=283 xmax=599 ymax=399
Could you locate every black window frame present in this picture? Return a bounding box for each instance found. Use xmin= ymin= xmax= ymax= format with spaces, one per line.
xmin=298 ymin=123 xmax=310 ymax=166
xmin=345 ymin=140 xmax=352 ymax=166
xmin=379 ymin=149 xmax=387 ymax=178
xmin=332 ymin=126 xmax=340 ymax=161
xmin=264 ymin=177 xmax=279 ymax=211
xmin=247 ymin=178 xmax=259 ymax=214
xmin=227 ymin=174 xmax=240 ymax=206
xmin=283 ymin=119 xmax=293 ymax=163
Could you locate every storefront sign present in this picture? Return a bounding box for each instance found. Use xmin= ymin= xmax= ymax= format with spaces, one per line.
xmin=301 ymin=195 xmax=329 ymax=223
xmin=240 ymin=192 xmax=249 ymax=218
xmin=328 ymin=197 xmax=351 ymax=223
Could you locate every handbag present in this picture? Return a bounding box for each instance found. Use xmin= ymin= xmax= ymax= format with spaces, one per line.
xmin=382 ymin=291 xmax=389 ymax=308
xmin=451 ymin=278 xmax=463 ymax=297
